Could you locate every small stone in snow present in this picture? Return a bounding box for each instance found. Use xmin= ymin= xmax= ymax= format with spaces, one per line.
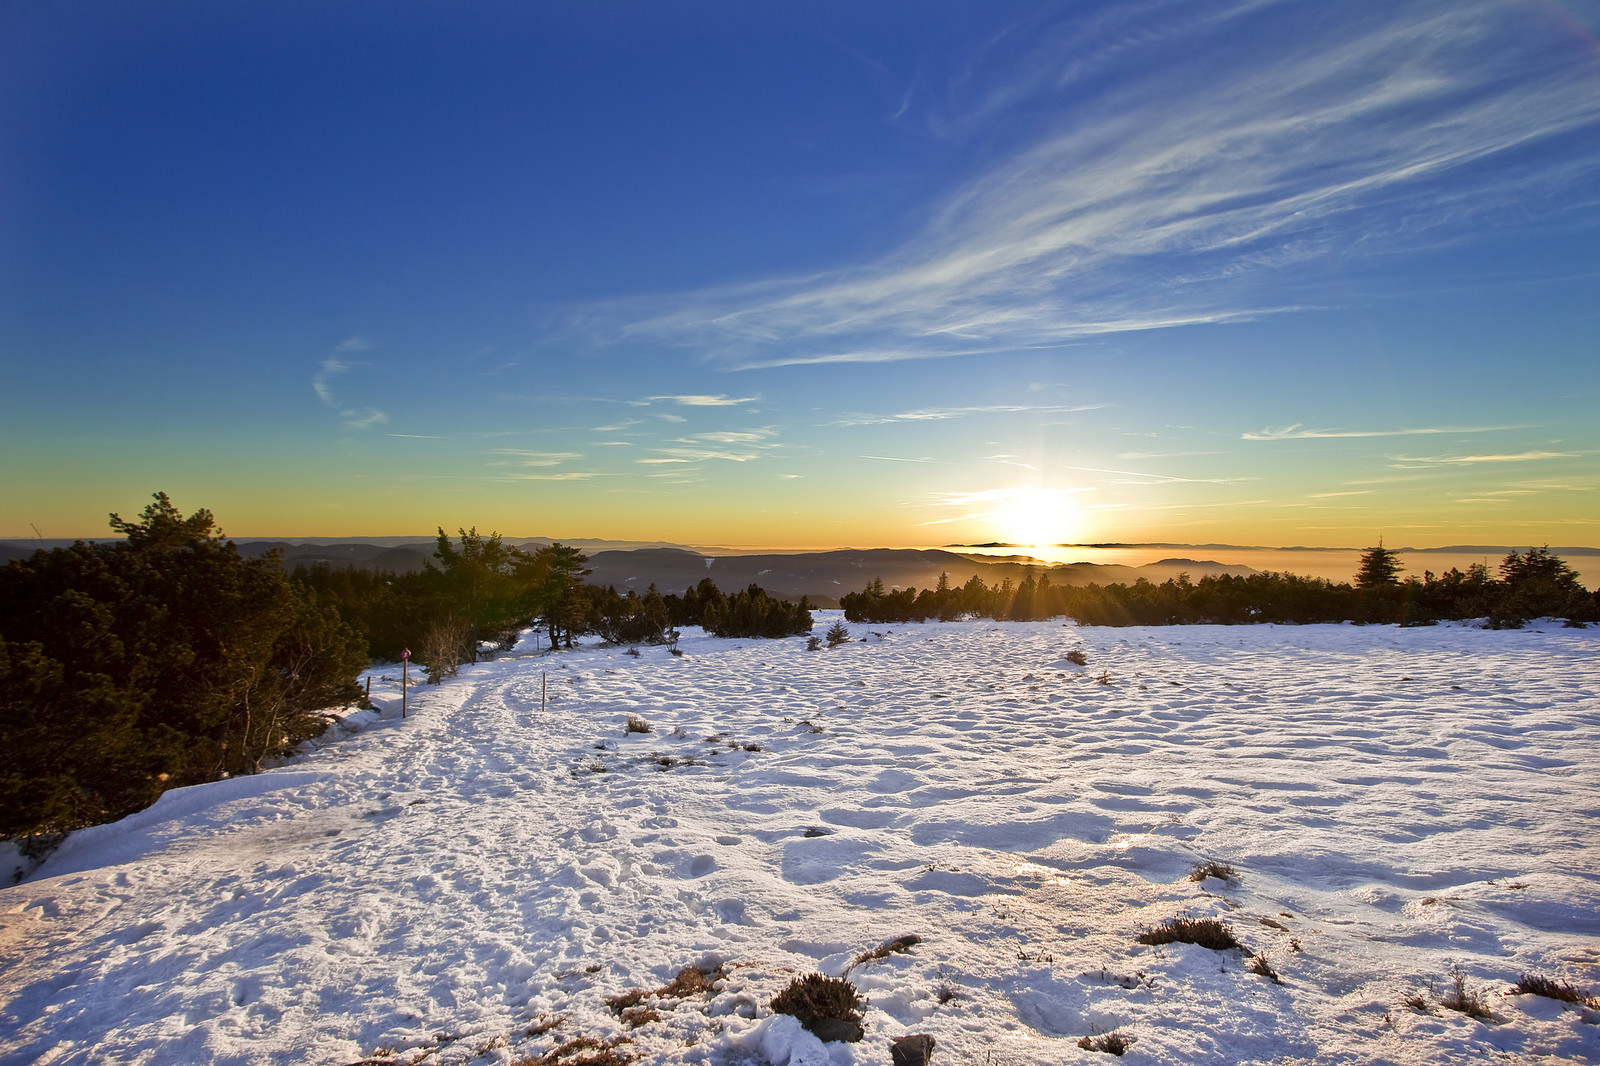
xmin=891 ymin=1033 xmax=936 ymax=1066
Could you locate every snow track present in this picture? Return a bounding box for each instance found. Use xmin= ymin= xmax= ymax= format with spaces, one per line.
xmin=2 ymin=617 xmax=1598 ymax=1065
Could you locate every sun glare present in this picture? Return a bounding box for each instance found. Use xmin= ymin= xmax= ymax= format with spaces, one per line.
xmin=993 ymin=489 xmax=1085 ymax=547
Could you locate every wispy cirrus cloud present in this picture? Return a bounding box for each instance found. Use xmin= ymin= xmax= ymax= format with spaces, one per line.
xmin=579 ymin=1 xmax=1600 ymax=369
xmin=1244 ymin=423 xmax=1522 ymax=440
xmin=485 ymin=449 xmax=585 ymax=467
xmin=312 ymin=340 xmax=388 ymax=431
xmin=646 ymin=394 xmax=760 ymax=407
xmin=1389 ymin=450 xmax=1582 ymax=467
xmin=1061 ymin=463 xmax=1252 ymax=485
xmin=831 ymin=402 xmax=1108 ymax=427
xmin=637 ymin=444 xmax=769 ymax=465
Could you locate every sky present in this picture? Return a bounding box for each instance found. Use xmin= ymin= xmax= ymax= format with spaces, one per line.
xmin=3 ymin=0 xmax=1598 ymax=549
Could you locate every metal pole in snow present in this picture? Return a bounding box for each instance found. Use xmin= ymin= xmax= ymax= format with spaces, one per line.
xmin=401 ymin=648 xmax=410 ymax=718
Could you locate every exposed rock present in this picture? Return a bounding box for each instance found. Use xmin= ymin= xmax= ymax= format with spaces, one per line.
xmin=891 ymin=1033 xmax=936 ymax=1066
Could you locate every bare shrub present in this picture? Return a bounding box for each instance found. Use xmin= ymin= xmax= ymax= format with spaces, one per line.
xmin=1512 ymin=973 xmax=1596 ymax=1007
xmin=624 ymin=715 xmax=652 ymax=734
xmin=518 ymin=1035 xmax=634 ymax=1066
xmin=418 ymin=615 xmax=473 ymax=683
xmin=605 ymin=965 xmax=725 ymax=1021
xmin=1190 ymin=861 xmax=1240 ymax=884
xmin=1439 ymin=964 xmax=1494 ymax=1021
xmin=847 ymin=934 xmax=921 ymax=973
xmin=770 ymin=973 xmax=865 ymax=1042
xmin=1137 ymin=916 xmax=1243 ymax=952
xmin=1248 ymin=955 xmax=1282 ymax=984
xmin=1077 ymin=1031 xmax=1133 ymax=1055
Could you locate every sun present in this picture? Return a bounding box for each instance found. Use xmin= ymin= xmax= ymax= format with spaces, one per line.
xmin=992 ymin=489 xmax=1086 ymax=547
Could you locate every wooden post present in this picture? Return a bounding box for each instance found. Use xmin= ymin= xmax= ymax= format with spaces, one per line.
xmin=401 ymin=648 xmax=410 ymax=718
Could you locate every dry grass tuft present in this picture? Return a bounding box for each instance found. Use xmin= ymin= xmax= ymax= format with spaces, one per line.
xmin=1439 ymin=964 xmax=1495 ymax=1021
xmin=770 ymin=973 xmax=865 ymax=1042
xmin=1248 ymin=955 xmax=1282 ymax=984
xmin=518 ymin=1035 xmax=634 ymax=1066
xmin=848 ymin=934 xmax=922 ymax=972
xmin=624 ymin=715 xmax=652 ymax=734
xmin=1512 ymin=973 xmax=1596 ymax=1007
xmin=1190 ymin=861 xmax=1239 ymax=884
xmin=659 ymin=965 xmax=723 ymax=998
xmin=605 ymin=965 xmax=726 ymax=1022
xmin=1076 ymin=1031 xmax=1133 ymax=1056
xmin=1137 ymin=916 xmax=1243 ymax=952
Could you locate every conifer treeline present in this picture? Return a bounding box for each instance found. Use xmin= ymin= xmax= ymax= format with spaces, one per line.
xmin=295 ymin=548 xmax=815 ymax=677
xmin=4 ymin=494 xmax=1592 ymax=843
xmin=839 ymin=546 xmax=1598 ymax=629
xmin=0 ymin=495 xmax=367 ymax=838
xmin=1 ymin=498 xmax=816 ymax=840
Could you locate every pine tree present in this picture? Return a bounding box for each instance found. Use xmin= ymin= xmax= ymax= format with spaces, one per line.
xmin=1354 ymin=541 xmax=1406 ymax=624
xmin=1355 ymin=541 xmax=1404 ymax=588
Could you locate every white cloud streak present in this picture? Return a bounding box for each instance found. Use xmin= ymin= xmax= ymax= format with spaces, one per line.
xmin=581 ymin=1 xmax=1600 ymax=368
xmin=1244 ymin=423 xmax=1522 ymax=440
xmin=647 ymin=394 xmax=760 ymax=407
xmin=312 ymin=346 xmax=389 ymax=432
xmin=1389 ymin=451 xmax=1582 ymax=466
xmin=485 ymin=450 xmax=585 ymax=467
xmin=831 ymin=403 xmax=1108 ymax=427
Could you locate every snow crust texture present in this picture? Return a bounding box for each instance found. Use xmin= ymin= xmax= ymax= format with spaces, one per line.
xmin=2 ymin=616 xmax=1598 ymax=1065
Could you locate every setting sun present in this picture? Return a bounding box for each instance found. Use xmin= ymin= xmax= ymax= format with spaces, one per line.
xmin=992 ymin=489 xmax=1087 ymax=547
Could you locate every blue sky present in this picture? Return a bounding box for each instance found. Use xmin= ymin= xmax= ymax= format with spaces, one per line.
xmin=3 ymin=0 xmax=1598 ymax=547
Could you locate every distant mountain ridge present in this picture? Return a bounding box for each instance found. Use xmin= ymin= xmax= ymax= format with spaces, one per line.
xmin=6 ymin=538 xmax=1596 ymax=606
xmin=579 ymin=547 xmax=1255 ymax=607
xmin=0 ymin=539 xmax=1256 ymax=608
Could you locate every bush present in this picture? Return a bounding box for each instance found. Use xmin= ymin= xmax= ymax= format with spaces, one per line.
xmin=417 ymin=615 xmax=473 ymax=683
xmin=704 ymin=584 xmax=813 ymax=639
xmin=1189 ymin=861 xmax=1239 ymax=884
xmin=1512 ymin=973 xmax=1595 ymax=1007
xmin=0 ymin=494 xmax=366 ymax=838
xmin=769 ymin=974 xmax=865 ymax=1042
xmin=1137 ymin=916 xmax=1243 ymax=952
xmin=1077 ymin=1031 xmax=1132 ymax=1056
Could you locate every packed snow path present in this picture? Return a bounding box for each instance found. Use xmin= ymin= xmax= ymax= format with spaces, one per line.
xmin=3 ymin=617 xmax=1598 ymax=1065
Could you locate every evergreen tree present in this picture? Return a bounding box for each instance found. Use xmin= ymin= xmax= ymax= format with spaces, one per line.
xmin=1355 ymin=542 xmax=1404 ymax=588
xmin=1355 ymin=541 xmax=1405 ymax=623
xmin=533 ymin=543 xmax=591 ymax=649
xmin=1 ymin=493 xmax=365 ymax=838
xmin=1493 ymin=546 xmax=1595 ymax=627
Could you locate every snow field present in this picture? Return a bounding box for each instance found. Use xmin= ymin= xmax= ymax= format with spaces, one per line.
xmin=1 ymin=614 xmax=1597 ymax=1065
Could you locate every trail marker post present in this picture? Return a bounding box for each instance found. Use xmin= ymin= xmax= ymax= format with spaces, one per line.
xmin=401 ymin=648 xmax=410 ymax=718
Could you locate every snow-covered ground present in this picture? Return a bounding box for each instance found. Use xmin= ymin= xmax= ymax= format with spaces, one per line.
xmin=3 ymin=614 xmax=1598 ymax=1066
